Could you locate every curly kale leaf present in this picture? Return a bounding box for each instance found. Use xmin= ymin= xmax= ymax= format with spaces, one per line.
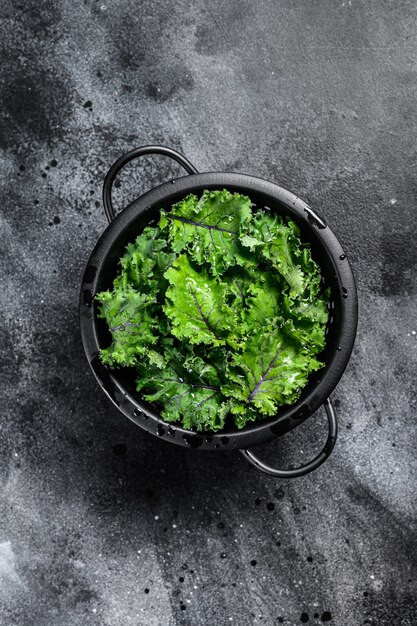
xmin=113 ymin=226 xmax=176 ymax=297
xmin=136 ymin=345 xmax=229 ymax=431
xmin=96 ymin=290 xmax=158 ymax=367
xmin=160 ymin=189 xmax=253 ymax=275
xmin=241 ymin=212 xmax=311 ymax=297
xmin=223 ymin=323 xmax=323 ymax=417
xmin=163 ymin=254 xmax=242 ymax=348
xmin=243 ymin=274 xmax=283 ymax=329
xmin=96 ymin=191 xmax=330 ymax=432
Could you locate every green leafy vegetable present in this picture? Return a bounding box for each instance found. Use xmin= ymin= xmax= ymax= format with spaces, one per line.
xmin=113 ymin=226 xmax=176 ymax=298
xmin=160 ymin=189 xmax=253 ymax=275
xmin=164 ymin=254 xmax=242 ymax=348
xmin=96 ymin=290 xmax=157 ymax=367
xmin=96 ymin=189 xmax=329 ymax=431
xmin=243 ymin=273 xmax=283 ymax=329
xmin=136 ymin=345 xmax=229 ymax=431
xmin=222 ymin=323 xmax=323 ymax=417
xmin=241 ymin=212 xmax=306 ymax=297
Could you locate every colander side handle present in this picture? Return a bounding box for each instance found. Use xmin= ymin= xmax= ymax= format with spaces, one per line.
xmin=102 ymin=145 xmax=199 ymax=223
xmin=239 ymin=398 xmax=337 ymax=478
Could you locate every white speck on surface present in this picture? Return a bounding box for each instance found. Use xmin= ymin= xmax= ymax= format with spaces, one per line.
xmin=0 ymin=542 xmax=21 ymax=586
xmin=390 ymin=198 xmax=397 ymax=205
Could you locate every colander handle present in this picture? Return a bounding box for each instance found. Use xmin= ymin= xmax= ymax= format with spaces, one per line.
xmin=103 ymin=145 xmax=199 ymax=223
xmin=239 ymin=398 xmax=337 ymax=478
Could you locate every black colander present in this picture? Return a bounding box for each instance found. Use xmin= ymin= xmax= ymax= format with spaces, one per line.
xmin=80 ymin=146 xmax=358 ymax=478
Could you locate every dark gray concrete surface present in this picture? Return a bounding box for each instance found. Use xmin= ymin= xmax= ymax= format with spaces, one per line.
xmin=1 ymin=0 xmax=416 ymax=624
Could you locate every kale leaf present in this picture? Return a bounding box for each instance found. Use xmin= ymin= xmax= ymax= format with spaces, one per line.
xmin=222 ymin=323 xmax=323 ymax=417
xmin=164 ymin=254 xmax=243 ymax=348
xmin=96 ymin=189 xmax=329 ymax=431
xmin=160 ymin=189 xmax=254 ymax=275
xmin=96 ymin=290 xmax=158 ymax=367
xmin=136 ymin=344 xmax=229 ymax=431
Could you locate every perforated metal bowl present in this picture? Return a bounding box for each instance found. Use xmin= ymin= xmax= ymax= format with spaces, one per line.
xmin=80 ymin=146 xmax=358 ymax=478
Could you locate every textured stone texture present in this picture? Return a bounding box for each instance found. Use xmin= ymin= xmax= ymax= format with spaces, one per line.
xmin=0 ymin=0 xmax=416 ymax=624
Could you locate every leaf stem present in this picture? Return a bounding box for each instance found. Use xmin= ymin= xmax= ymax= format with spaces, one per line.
xmin=248 ymin=348 xmax=282 ymax=401
xmin=168 ymin=214 xmax=237 ymax=234
xmin=189 ymin=287 xmax=220 ymax=340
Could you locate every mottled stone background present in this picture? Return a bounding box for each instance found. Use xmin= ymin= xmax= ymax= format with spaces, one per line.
xmin=1 ymin=0 xmax=416 ymax=624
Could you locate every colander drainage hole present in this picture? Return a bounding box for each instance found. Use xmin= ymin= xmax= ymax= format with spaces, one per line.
xmin=133 ymin=408 xmax=148 ymax=420
xmin=183 ymin=434 xmax=203 ymax=448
